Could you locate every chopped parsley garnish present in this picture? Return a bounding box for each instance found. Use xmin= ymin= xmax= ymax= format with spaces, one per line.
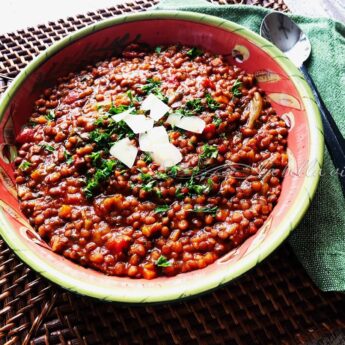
xmin=186 ymin=172 xmax=208 ymax=195
xmin=187 ymin=181 xmax=209 ymax=195
xmin=127 ymin=90 xmax=134 ymax=103
xmin=94 ymin=116 xmax=106 ymax=126
xmin=45 ymin=110 xmax=55 ymax=121
xmin=200 ymin=144 xmax=218 ymax=160
xmin=19 ymin=161 xmax=31 ymax=171
xmin=175 ymin=188 xmax=184 ymax=199
xmin=88 ymin=151 xmax=102 ymax=166
xmin=64 ymin=151 xmax=73 ymax=165
xmin=207 ymin=178 xmax=214 ymax=190
xmin=169 ymin=165 xmax=181 ymax=177
xmin=186 ymin=47 xmax=203 ymax=59
xmin=142 ymin=78 xmax=161 ymax=94
xmin=114 ymin=120 xmax=136 ymax=140
xmin=142 ymin=180 xmax=156 ymax=192
xmin=84 ymin=159 xmax=117 ymax=198
xmin=156 ymin=255 xmax=172 ymax=267
xmin=139 ymin=171 xmax=153 ymax=182
xmin=155 ymin=188 xmax=163 ymax=198
xmin=139 ymin=171 xmax=169 ymax=191
xmin=154 ymin=205 xmax=170 ymax=214
xmin=89 ymin=129 xmax=111 ymax=148
xmin=66 ymin=156 xmax=74 ymax=165
xmin=184 ymin=171 xmax=213 ymax=196
xmin=40 ymin=144 xmax=55 ymax=152
xmin=155 ymin=46 xmax=162 ymax=54
xmin=176 ymin=98 xmax=204 ymax=117
xmin=213 ymin=117 xmax=222 ymax=127
xmin=108 ymin=103 xmax=130 ymax=115
xmin=191 ymin=205 xmax=218 ymax=215
xmin=127 ymin=90 xmax=139 ymax=106
xmin=90 ymin=118 xmax=135 ymax=150
xmin=206 ymin=93 xmax=220 ymax=111
xmin=175 ymin=108 xmax=194 ymax=117
xmin=186 ymin=98 xmax=204 ymax=113
xmin=231 ymin=79 xmax=242 ymax=98
xmin=156 ymin=172 xmax=169 ymax=180
xmin=142 ymin=152 xmax=153 ymax=163
xmin=142 ymin=78 xmax=167 ymax=103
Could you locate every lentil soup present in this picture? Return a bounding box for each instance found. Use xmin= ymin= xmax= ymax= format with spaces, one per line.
xmin=14 ymin=44 xmax=288 ymax=279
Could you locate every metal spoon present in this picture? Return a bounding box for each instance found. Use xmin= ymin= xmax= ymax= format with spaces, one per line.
xmin=261 ymin=12 xmax=345 ymax=196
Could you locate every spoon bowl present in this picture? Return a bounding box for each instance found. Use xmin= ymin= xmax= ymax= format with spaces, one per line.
xmin=260 ymin=12 xmax=311 ymax=67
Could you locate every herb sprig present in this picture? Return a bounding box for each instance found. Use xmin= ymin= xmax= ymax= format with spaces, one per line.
xmin=156 ymin=255 xmax=172 ymax=267
xmin=141 ymin=78 xmax=168 ymax=102
xmin=190 ymin=205 xmax=218 ymax=215
xmin=45 ymin=110 xmax=55 ymax=121
xmin=186 ymin=47 xmax=203 ymax=59
xmin=200 ymin=144 xmax=218 ymax=161
xmin=186 ymin=98 xmax=204 ymax=113
xmin=40 ymin=144 xmax=55 ymax=153
xmin=19 ymin=161 xmax=31 ymax=171
xmin=185 ymin=173 xmax=213 ymax=196
xmin=154 ymin=205 xmax=170 ymax=214
xmin=231 ymin=79 xmax=242 ymax=98
xmin=108 ymin=103 xmax=130 ymax=115
xmin=89 ymin=129 xmax=111 ymax=148
xmin=169 ymin=165 xmax=181 ymax=177
xmin=138 ymin=170 xmax=170 ymax=193
xmin=142 ymin=180 xmax=156 ymax=192
xmin=175 ymin=95 xmax=219 ymax=119
xmin=206 ymin=94 xmax=220 ymax=111
xmin=84 ymin=159 xmax=117 ymax=198
xmin=88 ymin=151 xmax=102 ymax=166
xmin=126 ymin=90 xmax=140 ymax=106
xmin=213 ymin=117 xmax=222 ymax=127
xmin=175 ymin=98 xmax=204 ymax=117
xmin=142 ymin=152 xmax=153 ymax=163
xmin=64 ymin=151 xmax=74 ymax=165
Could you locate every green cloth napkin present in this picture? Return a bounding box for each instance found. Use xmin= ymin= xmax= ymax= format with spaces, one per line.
xmin=157 ymin=0 xmax=345 ymax=292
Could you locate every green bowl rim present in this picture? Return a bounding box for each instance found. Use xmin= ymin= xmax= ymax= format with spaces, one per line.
xmin=0 ymin=10 xmax=324 ymax=303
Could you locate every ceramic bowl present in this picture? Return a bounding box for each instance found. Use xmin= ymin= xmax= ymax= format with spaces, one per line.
xmin=0 ymin=11 xmax=323 ymax=303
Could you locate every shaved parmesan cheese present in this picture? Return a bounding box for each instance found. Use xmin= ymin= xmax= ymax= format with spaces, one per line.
xmin=141 ymin=94 xmax=170 ymax=121
xmin=124 ymin=115 xmax=154 ymax=134
xmin=109 ymin=138 xmax=138 ymax=168
xmin=139 ymin=126 xmax=169 ymax=152
xmin=176 ymin=116 xmax=205 ymax=134
xmin=166 ymin=113 xmax=206 ymax=134
xmin=151 ymin=143 xmax=182 ymax=168
xmin=166 ymin=114 xmax=182 ymax=127
xmin=111 ymin=108 xmax=135 ymax=122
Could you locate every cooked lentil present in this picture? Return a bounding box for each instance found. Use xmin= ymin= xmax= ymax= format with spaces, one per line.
xmin=14 ymin=44 xmax=288 ymax=279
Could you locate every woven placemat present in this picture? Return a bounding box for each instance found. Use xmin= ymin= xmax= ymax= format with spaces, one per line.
xmin=1 ymin=1 xmax=344 ymax=344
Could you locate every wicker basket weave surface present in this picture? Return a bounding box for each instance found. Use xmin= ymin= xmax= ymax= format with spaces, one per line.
xmin=0 ymin=1 xmax=344 ymax=344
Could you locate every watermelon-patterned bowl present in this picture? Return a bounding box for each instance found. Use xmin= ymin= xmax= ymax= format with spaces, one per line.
xmin=0 ymin=11 xmax=323 ymax=303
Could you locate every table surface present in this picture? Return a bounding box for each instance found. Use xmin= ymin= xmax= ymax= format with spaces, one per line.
xmin=0 ymin=0 xmax=344 ymax=35
xmin=0 ymin=0 xmax=345 ymax=344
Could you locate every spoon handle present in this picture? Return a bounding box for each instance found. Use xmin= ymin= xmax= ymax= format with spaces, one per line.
xmin=300 ymin=64 xmax=345 ymax=196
